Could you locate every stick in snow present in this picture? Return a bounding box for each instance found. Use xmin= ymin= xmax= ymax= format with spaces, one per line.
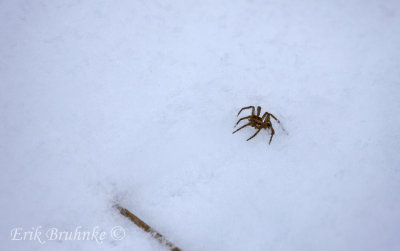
xmin=114 ymin=204 xmax=182 ymax=251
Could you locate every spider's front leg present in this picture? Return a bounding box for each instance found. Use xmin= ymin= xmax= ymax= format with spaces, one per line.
xmin=269 ymin=113 xmax=280 ymax=123
xmin=237 ymin=106 xmax=255 ymax=117
xmin=256 ymin=106 xmax=261 ymax=117
xmin=261 ymin=112 xmax=280 ymax=124
xmin=234 ymin=116 xmax=251 ymax=127
xmin=232 ymin=122 xmax=251 ymax=134
xmin=261 ymin=112 xmax=269 ymax=121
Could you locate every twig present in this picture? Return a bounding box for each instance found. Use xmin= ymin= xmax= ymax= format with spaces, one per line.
xmin=114 ymin=204 xmax=182 ymax=251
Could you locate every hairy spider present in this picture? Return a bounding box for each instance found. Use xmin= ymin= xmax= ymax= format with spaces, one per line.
xmin=233 ymin=106 xmax=280 ymax=144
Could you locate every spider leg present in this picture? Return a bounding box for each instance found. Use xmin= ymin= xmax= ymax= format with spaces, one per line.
xmin=232 ymin=122 xmax=251 ymax=134
xmin=234 ymin=116 xmax=252 ymax=127
xmin=237 ymin=106 xmax=255 ymax=117
xmin=247 ymin=128 xmax=261 ymax=141
xmin=268 ymin=126 xmax=275 ymax=145
xmin=269 ymin=113 xmax=280 ymax=123
xmin=261 ymin=112 xmax=269 ymax=121
xmin=256 ymin=106 xmax=261 ymax=116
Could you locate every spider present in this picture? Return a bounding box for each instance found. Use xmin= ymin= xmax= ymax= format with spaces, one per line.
xmin=233 ymin=106 xmax=280 ymax=144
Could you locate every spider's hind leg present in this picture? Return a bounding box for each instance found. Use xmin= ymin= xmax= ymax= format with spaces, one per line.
xmin=247 ymin=128 xmax=261 ymax=141
xmin=268 ymin=127 xmax=275 ymax=145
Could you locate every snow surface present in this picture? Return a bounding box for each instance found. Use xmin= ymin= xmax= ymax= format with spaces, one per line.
xmin=1 ymin=0 xmax=400 ymax=250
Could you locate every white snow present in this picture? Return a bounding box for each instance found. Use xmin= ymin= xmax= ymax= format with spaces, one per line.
xmin=1 ymin=0 xmax=400 ymax=250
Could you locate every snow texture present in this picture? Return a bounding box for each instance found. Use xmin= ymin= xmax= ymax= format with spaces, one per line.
xmin=1 ymin=0 xmax=400 ymax=250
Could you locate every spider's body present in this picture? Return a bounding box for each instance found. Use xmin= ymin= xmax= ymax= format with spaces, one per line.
xmin=233 ymin=106 xmax=280 ymax=144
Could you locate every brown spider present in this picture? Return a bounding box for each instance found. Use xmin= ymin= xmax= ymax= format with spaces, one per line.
xmin=233 ymin=106 xmax=280 ymax=144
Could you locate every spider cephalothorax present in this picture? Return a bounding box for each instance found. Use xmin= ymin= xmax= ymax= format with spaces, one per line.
xmin=233 ymin=106 xmax=280 ymax=144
